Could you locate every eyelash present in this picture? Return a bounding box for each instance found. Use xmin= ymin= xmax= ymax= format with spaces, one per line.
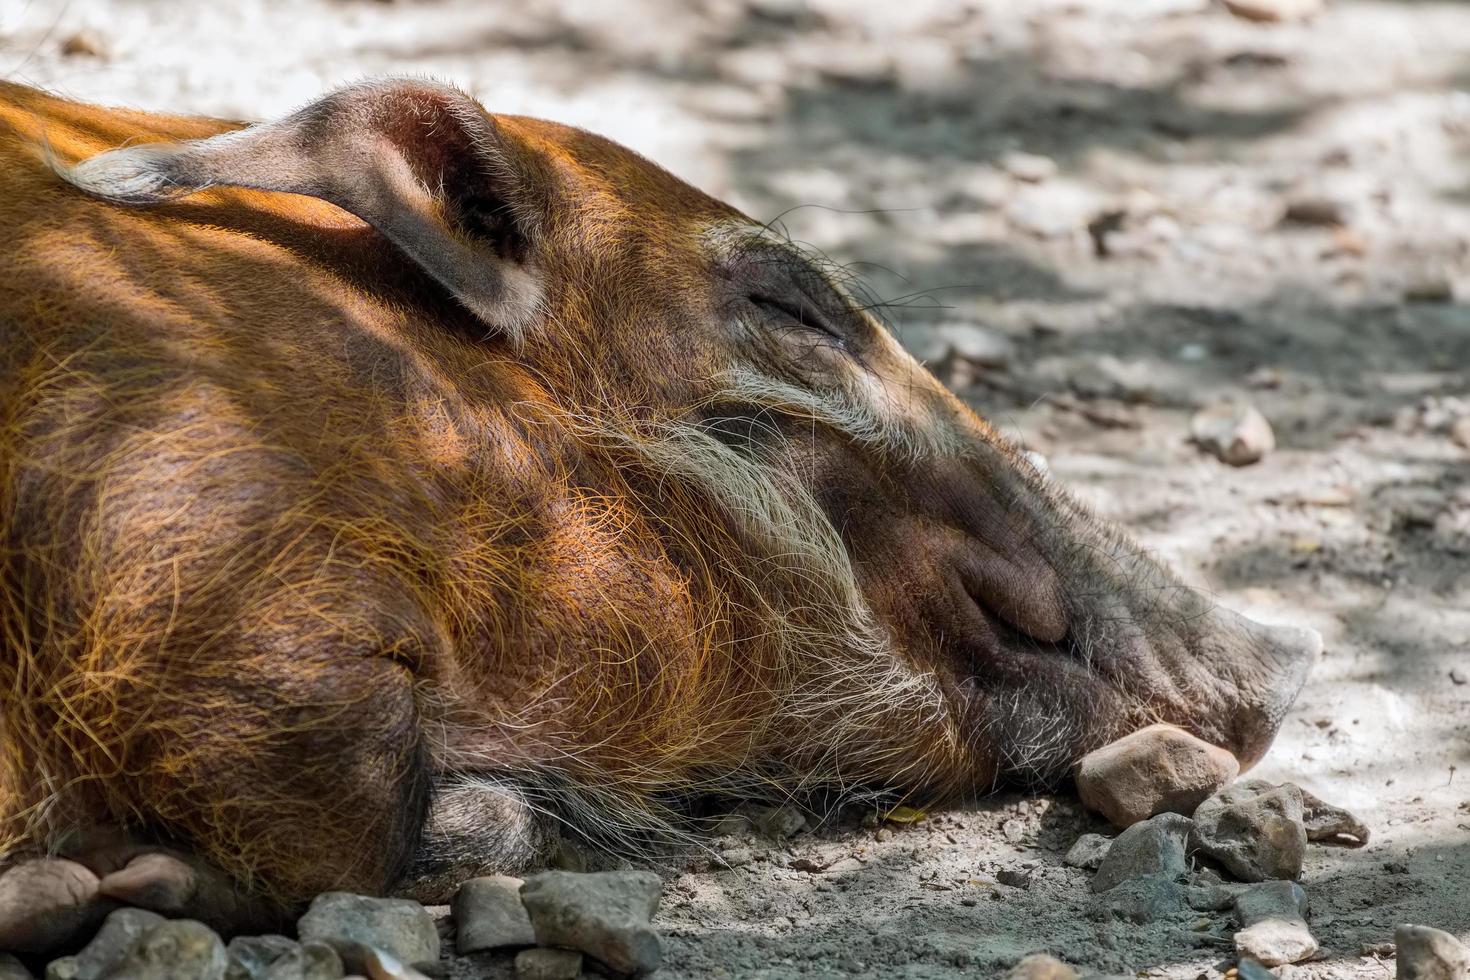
xmin=749 ymin=294 xmax=846 ymax=346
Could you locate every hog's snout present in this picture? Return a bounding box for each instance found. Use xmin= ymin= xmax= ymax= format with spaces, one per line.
xmin=1206 ymin=608 xmax=1320 ymax=769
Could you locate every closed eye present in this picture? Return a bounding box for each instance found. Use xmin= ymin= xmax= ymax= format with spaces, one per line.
xmin=748 ymin=293 xmax=846 ymax=346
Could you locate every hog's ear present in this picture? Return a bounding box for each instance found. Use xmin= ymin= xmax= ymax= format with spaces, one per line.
xmin=61 ymin=80 xmax=545 ymax=337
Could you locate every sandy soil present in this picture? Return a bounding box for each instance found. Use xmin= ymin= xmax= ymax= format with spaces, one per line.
xmin=4 ymin=0 xmax=1468 ymax=976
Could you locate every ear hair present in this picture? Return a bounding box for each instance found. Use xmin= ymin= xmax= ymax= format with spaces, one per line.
xmin=59 ymin=79 xmax=545 ymax=337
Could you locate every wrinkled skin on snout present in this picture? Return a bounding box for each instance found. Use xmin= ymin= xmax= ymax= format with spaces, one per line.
xmin=0 ymin=80 xmax=1316 ymax=940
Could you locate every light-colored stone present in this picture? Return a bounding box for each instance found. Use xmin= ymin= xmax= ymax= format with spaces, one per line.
xmin=47 ymin=909 xmax=165 ymax=980
xmin=520 ymin=871 xmax=662 ymax=977
xmin=1002 ymin=152 xmax=1058 ymax=184
xmin=1395 ymin=924 xmax=1470 ymax=980
xmin=1222 ymin=0 xmax=1324 ymax=22
xmin=1190 ymin=780 xmax=1306 ymax=882
xmin=1006 ymin=953 xmax=1079 ymax=979
xmin=513 ymin=948 xmax=583 ymax=980
xmin=100 ymin=920 xmax=227 ymax=980
xmin=1191 ymin=402 xmax=1275 ymax=466
xmin=1091 ymin=812 xmax=1192 ymax=892
xmin=1233 ymin=880 xmax=1316 ymax=966
xmin=297 ymin=894 xmax=438 ymax=971
xmin=1076 ymin=723 xmax=1240 ymax=829
xmin=0 ymin=859 xmax=105 ymax=954
xmin=451 ymin=875 xmax=535 ymax=954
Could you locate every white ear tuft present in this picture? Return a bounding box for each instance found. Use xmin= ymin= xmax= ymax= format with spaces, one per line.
xmin=57 ymin=143 xmax=197 ymax=205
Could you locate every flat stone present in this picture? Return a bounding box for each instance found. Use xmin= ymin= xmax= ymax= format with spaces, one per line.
xmin=520 ymin=871 xmax=662 ymax=977
xmin=1191 ymin=402 xmax=1275 ymax=466
xmin=513 ymin=948 xmax=583 ymax=980
xmin=1063 ymin=834 xmax=1111 ymax=871
xmin=1395 ymin=924 xmax=1470 ymax=980
xmin=1299 ymin=787 xmax=1369 ymax=846
xmin=451 ymin=876 xmax=535 ymax=954
xmin=47 ymin=909 xmax=165 ymax=980
xmin=1091 ymin=813 xmax=1192 ymax=892
xmin=1234 ymin=880 xmax=1316 ymax=967
xmin=1076 ymin=723 xmax=1240 ymax=829
xmin=297 ymin=894 xmax=438 ymax=970
xmin=1190 ymin=779 xmax=1306 ymax=882
xmin=1006 ymin=953 xmax=1078 ymax=979
xmin=100 ymin=920 xmax=227 ymax=980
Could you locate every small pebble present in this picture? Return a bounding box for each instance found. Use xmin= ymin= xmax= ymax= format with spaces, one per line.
xmin=1002 ymin=152 xmax=1059 ymax=184
xmin=1221 ymin=0 xmax=1323 ymax=21
xmin=1395 ymin=924 xmax=1470 ymax=979
xmin=59 ymin=30 xmax=109 ymax=58
xmin=1063 ymin=834 xmax=1111 ymax=871
xmin=1281 ymin=197 xmax=1345 ymax=226
xmin=451 ymin=876 xmax=534 ymax=954
xmin=520 ymin=871 xmax=662 ymax=977
xmin=1451 ymin=666 xmax=1468 ymax=685
xmin=1405 ymin=278 xmax=1454 ymax=304
xmin=1005 ymin=953 xmax=1078 ymax=979
xmin=1191 ymin=402 xmax=1275 ymax=467
xmin=513 ymin=949 xmax=582 ymax=980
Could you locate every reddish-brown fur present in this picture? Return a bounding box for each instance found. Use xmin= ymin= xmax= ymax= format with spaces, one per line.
xmin=0 ymin=81 xmax=1313 ymax=924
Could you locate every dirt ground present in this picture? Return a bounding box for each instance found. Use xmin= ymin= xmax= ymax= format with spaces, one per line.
xmin=4 ymin=0 xmax=1468 ymax=976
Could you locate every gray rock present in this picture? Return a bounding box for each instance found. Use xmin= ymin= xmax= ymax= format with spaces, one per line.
xmin=1299 ymin=787 xmax=1370 ymax=846
xmin=1191 ymin=403 xmax=1275 ymax=466
xmin=1075 ymin=723 xmax=1239 ymax=829
xmin=1102 ymin=874 xmax=1187 ymax=924
xmin=1091 ymin=813 xmax=1192 ymax=892
xmin=0 ymin=954 xmax=34 ymax=980
xmin=101 ymin=920 xmax=227 ymax=980
xmin=520 ymin=871 xmax=662 ymax=977
xmin=297 ymin=894 xmax=438 ymax=970
xmin=225 ymin=937 xmax=298 ymax=980
xmin=1190 ymin=780 xmax=1306 ymax=882
xmin=513 ymin=948 xmax=583 ymax=980
xmin=1233 ymin=880 xmax=1317 ymax=967
xmin=261 ymin=944 xmax=343 ymax=980
xmin=451 ymin=876 xmax=535 ymax=954
xmin=1063 ymin=834 xmax=1111 ymax=871
xmin=1395 ymin=924 xmax=1470 ymax=979
xmin=47 ymin=910 xmax=166 ymax=980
